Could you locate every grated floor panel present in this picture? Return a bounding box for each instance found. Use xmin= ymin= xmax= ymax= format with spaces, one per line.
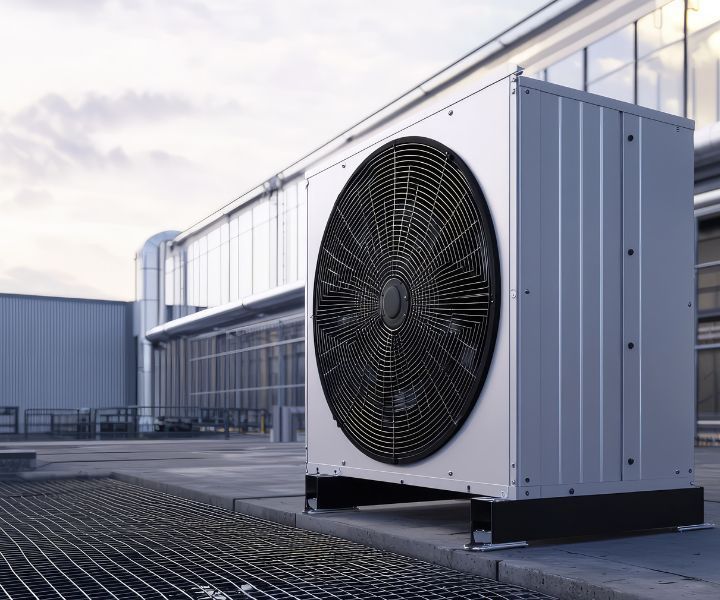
xmin=0 ymin=479 xmax=554 ymax=599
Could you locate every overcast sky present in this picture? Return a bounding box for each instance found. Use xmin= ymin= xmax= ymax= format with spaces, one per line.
xmin=0 ymin=0 xmax=544 ymax=301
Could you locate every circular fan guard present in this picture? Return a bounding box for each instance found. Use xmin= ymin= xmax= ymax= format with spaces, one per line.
xmin=313 ymin=136 xmax=500 ymax=464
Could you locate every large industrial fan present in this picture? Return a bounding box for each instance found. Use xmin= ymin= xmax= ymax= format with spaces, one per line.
xmin=313 ymin=136 xmax=500 ymax=465
xmin=305 ymin=72 xmax=709 ymax=548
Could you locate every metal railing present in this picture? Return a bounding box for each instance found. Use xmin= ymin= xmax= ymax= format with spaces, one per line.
xmin=0 ymin=407 xmax=19 ymax=436
xmin=24 ymin=409 xmax=93 ymax=440
xmin=0 ymin=406 xmax=20 ymax=435
xmin=21 ymin=405 xmax=274 ymax=440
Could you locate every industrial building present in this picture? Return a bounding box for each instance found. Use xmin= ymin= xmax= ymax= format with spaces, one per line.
xmin=0 ymin=293 xmax=134 ymax=435
xmin=2 ymin=0 xmax=720 ymax=442
xmin=135 ymin=0 xmax=720 ymax=443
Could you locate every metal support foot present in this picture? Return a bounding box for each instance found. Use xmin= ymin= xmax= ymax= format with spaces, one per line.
xmin=677 ymin=522 xmax=715 ymax=532
xmin=464 ymin=541 xmax=528 ymax=552
xmin=469 ymin=487 xmax=708 ymax=547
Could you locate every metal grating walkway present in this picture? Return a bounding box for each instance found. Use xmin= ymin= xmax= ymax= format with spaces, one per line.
xmin=0 ymin=478 xmax=554 ymax=599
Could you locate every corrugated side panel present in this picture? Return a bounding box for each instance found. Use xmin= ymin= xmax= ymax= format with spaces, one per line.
xmin=0 ymin=295 xmax=135 ymax=423
xmin=517 ymin=88 xmax=626 ymax=494
xmin=516 ymin=85 xmax=695 ymax=497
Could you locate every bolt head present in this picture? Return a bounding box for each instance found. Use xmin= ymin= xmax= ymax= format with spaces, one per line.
xmin=448 ymin=471 xmax=453 ymax=476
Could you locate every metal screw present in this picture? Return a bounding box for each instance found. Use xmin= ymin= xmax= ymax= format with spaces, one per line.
xmin=510 ymin=290 xmax=517 ymax=299
xmin=341 ymin=460 xmax=346 ymax=466
xmin=628 ymin=458 xmax=635 ymax=465
xmin=688 ymin=302 xmax=693 ymax=307
xmin=628 ymin=342 xmax=635 ymax=349
xmin=511 ymin=463 xmax=516 ymax=468
xmin=524 ymin=477 xmax=530 ymax=483
xmin=525 ymin=491 xmax=530 ymax=496
xmin=467 ymin=485 xmax=471 ymax=492
xmin=400 ymin=479 xmax=404 ymax=484
xmin=448 ymin=471 xmax=453 ymax=476
xmin=524 ymin=289 xmax=530 ymax=295
xmin=525 ymin=89 xmax=530 ymax=95
xmin=628 ymin=248 xmax=634 ymax=256
xmin=689 ymin=468 xmax=693 ymax=473
xmin=675 ymin=469 xmax=680 ymax=475
xmin=569 ymin=488 xmax=575 ymax=495
xmin=627 ymin=134 xmax=634 ymax=141
xmin=511 ymin=480 xmax=516 ymax=485
xmin=448 ymin=109 xmax=454 ymax=116
xmin=341 ymin=164 xmax=346 ymax=168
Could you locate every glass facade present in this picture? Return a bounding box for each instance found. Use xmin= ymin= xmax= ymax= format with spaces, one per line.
xmin=153 ymin=314 xmax=305 ymax=417
xmin=164 ymin=181 xmax=306 ymax=318
xmin=545 ymin=51 xmax=584 ymax=88
xmin=147 ymin=0 xmax=720 ymax=443
xmin=540 ymin=0 xmax=720 ymax=128
xmin=697 ymin=216 xmax=720 ymax=442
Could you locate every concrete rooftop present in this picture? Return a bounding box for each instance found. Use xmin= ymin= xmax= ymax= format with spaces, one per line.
xmin=3 ymin=436 xmax=719 ymax=600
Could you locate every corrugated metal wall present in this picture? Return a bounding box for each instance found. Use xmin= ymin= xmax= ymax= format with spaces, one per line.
xmin=517 ymin=80 xmax=695 ymax=494
xmin=0 ymin=294 xmax=135 ymax=425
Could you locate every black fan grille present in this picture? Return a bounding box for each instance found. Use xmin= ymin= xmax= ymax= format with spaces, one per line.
xmin=313 ymin=136 xmax=500 ymax=464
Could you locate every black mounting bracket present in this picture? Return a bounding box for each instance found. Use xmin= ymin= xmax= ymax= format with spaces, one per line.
xmin=304 ymin=474 xmax=469 ymax=512
xmin=468 ymin=486 xmax=710 ymax=549
xmin=305 ymin=476 xmax=712 ymax=549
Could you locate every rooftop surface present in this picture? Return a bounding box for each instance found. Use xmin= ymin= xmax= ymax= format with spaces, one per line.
xmin=4 ymin=437 xmax=719 ymax=600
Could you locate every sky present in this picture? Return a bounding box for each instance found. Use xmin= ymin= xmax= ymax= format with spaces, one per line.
xmin=0 ymin=0 xmax=545 ymax=301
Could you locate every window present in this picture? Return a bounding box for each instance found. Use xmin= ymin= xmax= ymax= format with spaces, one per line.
xmin=635 ymin=1 xmax=684 ymax=115
xmin=687 ymin=0 xmax=720 ymax=35
xmin=220 ymin=222 xmax=230 ymax=305
xmin=587 ymin=25 xmax=634 ymax=102
xmin=637 ymin=0 xmax=684 ymax=57
xmin=697 ymin=215 xmax=720 ymax=436
xmin=637 ymin=42 xmax=684 ymax=114
xmin=545 ymin=51 xmax=583 ymax=89
xmin=587 ymin=25 xmax=634 ymax=83
xmin=698 ymin=349 xmax=720 ymax=420
xmin=238 ymin=207 xmax=253 ymax=298
xmin=165 ymin=255 xmax=174 ymax=306
xmin=588 ymin=64 xmax=635 ymax=103
xmin=253 ymin=200 xmax=271 ymax=293
xmin=688 ymin=23 xmax=720 ymax=128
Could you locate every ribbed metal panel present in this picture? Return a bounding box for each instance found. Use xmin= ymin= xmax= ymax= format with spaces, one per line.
xmin=0 ymin=294 xmax=135 ymax=423
xmin=517 ymin=80 xmax=695 ymax=495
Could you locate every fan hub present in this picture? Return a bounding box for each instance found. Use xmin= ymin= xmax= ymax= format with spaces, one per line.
xmin=380 ymin=278 xmax=409 ymax=329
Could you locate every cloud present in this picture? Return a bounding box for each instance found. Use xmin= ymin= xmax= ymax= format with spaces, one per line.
xmin=15 ymin=91 xmax=197 ymax=132
xmin=0 ymin=0 xmax=548 ymax=300
xmin=9 ymin=188 xmax=54 ymax=209
xmin=0 ymin=91 xmax=222 ymax=178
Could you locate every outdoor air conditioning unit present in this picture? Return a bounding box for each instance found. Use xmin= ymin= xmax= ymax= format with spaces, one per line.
xmin=305 ymin=71 xmax=709 ymax=548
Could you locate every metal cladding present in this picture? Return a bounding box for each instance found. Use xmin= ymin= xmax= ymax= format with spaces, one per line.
xmin=307 ymin=73 xmax=696 ymax=500
xmin=0 ymin=293 xmax=134 ymax=424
